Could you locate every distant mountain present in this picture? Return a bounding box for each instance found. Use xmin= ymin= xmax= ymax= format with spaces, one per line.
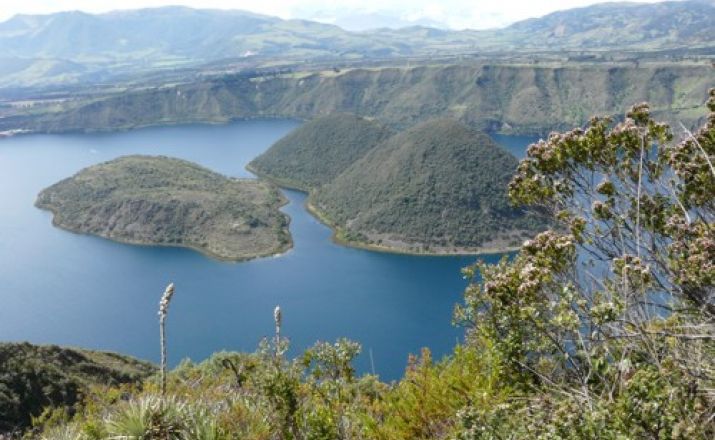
xmin=310 ymin=119 xmax=549 ymax=253
xmin=498 ymin=0 xmax=715 ymax=50
xmin=0 ymin=6 xmax=400 ymax=87
xmin=308 ymin=10 xmax=448 ymax=31
xmin=0 ymin=2 xmax=713 ymax=88
xmin=248 ymin=114 xmax=393 ymax=191
xmin=0 ymin=56 xmax=87 ymax=88
xmin=0 ymin=7 xmax=369 ymax=62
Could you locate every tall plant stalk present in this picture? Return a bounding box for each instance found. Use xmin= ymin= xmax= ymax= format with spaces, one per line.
xmin=158 ymin=282 xmax=175 ymax=396
xmin=274 ymin=305 xmax=282 ymax=354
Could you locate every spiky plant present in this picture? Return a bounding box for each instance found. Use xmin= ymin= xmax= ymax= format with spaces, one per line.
xmin=104 ymin=396 xmax=154 ymax=438
xmin=40 ymin=424 xmax=85 ymax=440
xmin=104 ymin=395 xmax=185 ymax=440
xmin=182 ymin=406 xmax=225 ymax=440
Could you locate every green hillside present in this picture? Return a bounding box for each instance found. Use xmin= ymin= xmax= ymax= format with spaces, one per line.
xmin=248 ymin=113 xmax=392 ymax=190
xmin=10 ymin=63 xmax=713 ymax=136
xmin=311 ymin=119 xmax=548 ymax=253
xmin=0 ymin=342 xmax=153 ymax=432
xmin=36 ymin=155 xmax=291 ymax=261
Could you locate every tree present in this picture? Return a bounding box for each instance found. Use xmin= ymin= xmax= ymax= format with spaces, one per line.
xmin=455 ymin=90 xmax=715 ymax=438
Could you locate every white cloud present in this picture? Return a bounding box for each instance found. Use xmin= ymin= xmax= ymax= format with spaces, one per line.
xmin=0 ymin=0 xmax=669 ymax=29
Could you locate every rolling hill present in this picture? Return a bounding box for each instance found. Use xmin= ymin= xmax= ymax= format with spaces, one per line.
xmin=248 ymin=113 xmax=392 ymax=190
xmin=0 ymin=7 xmax=396 ymax=62
xmin=310 ymin=119 xmax=548 ymax=253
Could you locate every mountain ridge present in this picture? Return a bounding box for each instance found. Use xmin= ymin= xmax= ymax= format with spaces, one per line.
xmin=1 ymin=1 xmax=713 ymax=87
xmin=6 ymin=63 xmax=712 ymax=136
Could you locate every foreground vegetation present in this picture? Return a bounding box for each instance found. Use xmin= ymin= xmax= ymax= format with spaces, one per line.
xmin=6 ymin=91 xmax=714 ymax=439
xmin=0 ymin=343 xmax=154 ymax=434
xmin=36 ymin=155 xmax=291 ymax=261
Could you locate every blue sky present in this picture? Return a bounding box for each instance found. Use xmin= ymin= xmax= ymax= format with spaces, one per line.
xmin=0 ymin=0 xmax=669 ymax=29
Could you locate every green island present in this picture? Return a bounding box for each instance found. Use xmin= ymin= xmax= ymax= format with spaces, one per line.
xmin=35 ymin=155 xmax=292 ymax=261
xmin=252 ymin=115 xmax=549 ymax=254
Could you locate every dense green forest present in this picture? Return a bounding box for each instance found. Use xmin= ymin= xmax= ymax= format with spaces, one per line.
xmin=36 ymin=156 xmax=291 ymax=261
xmin=248 ymin=114 xmax=392 ymax=191
xmin=6 ymin=91 xmax=712 ymax=438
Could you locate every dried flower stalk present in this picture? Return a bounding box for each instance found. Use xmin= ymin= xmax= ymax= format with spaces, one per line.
xmin=159 ymin=282 xmax=175 ymax=396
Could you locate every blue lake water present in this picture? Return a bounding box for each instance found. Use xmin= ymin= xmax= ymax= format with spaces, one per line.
xmin=490 ymin=133 xmax=540 ymax=159
xmin=0 ymin=120 xmax=538 ymax=381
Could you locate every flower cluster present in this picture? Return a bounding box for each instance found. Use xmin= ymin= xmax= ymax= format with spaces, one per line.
xmin=518 ymin=262 xmax=549 ymax=296
xmin=522 ymin=231 xmax=576 ymax=268
xmin=592 ymin=200 xmax=613 ymax=220
xmin=662 ymin=88 xmax=714 ymax=207
xmin=158 ymin=283 xmax=175 ymax=320
xmin=667 ymin=219 xmax=715 ymax=289
xmin=612 ymin=255 xmax=652 ymax=289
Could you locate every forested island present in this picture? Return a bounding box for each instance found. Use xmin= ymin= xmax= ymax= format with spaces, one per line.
xmin=251 ymin=115 xmax=548 ymax=254
xmin=36 ymin=156 xmax=292 ymax=261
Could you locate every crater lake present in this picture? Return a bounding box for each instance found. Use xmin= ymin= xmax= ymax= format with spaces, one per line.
xmin=0 ymin=120 xmax=536 ymax=380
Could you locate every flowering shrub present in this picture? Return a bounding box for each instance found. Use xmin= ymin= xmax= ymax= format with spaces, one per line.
xmin=456 ymin=91 xmax=715 ymax=438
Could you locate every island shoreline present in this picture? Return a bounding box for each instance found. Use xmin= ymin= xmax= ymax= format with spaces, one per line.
xmin=37 ymin=203 xmax=294 ymax=263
